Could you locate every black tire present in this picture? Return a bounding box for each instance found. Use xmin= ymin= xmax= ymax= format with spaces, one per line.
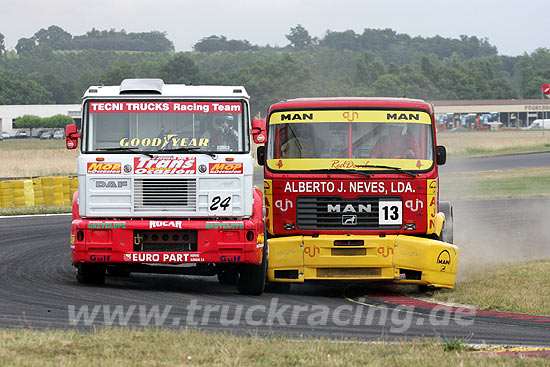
xmin=438 ymin=201 xmax=454 ymax=244
xmin=76 ymin=263 xmax=105 ymax=285
xmin=106 ymin=265 xmax=131 ymax=277
xmin=237 ymin=242 xmax=267 ymax=295
xmin=217 ymin=271 xmax=239 ymax=285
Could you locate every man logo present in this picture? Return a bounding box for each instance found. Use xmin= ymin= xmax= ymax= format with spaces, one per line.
xmin=437 ymin=250 xmax=451 ymax=265
xmin=342 ymin=215 xmax=358 ymax=225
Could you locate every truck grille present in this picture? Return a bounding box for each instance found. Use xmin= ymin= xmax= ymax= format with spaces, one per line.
xmin=296 ymin=196 xmax=400 ymax=230
xmin=134 ymin=179 xmax=196 ymax=212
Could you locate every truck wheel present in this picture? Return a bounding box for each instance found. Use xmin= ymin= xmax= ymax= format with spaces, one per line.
xmin=438 ymin=201 xmax=454 ymax=244
xmin=76 ymin=263 xmax=106 ymax=285
xmin=237 ymin=242 xmax=267 ymax=295
xmin=107 ymin=265 xmax=131 ymax=277
xmin=218 ymin=271 xmax=239 ymax=285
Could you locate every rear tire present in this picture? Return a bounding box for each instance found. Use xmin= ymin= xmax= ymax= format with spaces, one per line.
xmin=218 ymin=271 xmax=239 ymax=285
xmin=237 ymin=242 xmax=267 ymax=295
xmin=106 ymin=265 xmax=131 ymax=277
xmin=76 ymin=263 xmax=105 ymax=285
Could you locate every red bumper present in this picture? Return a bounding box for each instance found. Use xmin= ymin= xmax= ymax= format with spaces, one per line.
xmin=70 ymin=218 xmax=264 ymax=266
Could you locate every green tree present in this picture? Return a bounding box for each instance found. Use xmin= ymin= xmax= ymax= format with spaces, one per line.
xmin=34 ymin=25 xmax=72 ymax=49
xmin=194 ymin=35 xmax=258 ymax=53
xmin=15 ymin=37 xmax=36 ymax=54
xmin=14 ymin=115 xmax=42 ymax=136
xmin=286 ymin=25 xmax=312 ymax=49
xmin=159 ymin=53 xmax=201 ymax=84
xmin=0 ymin=32 xmax=5 ymax=57
xmin=43 ymin=114 xmax=74 ymax=128
xmin=100 ymin=63 xmax=136 ymax=86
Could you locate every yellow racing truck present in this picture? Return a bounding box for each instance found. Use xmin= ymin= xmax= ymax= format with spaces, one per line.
xmin=257 ymin=97 xmax=457 ymax=291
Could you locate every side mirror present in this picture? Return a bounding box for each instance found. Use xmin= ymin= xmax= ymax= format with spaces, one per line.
xmin=436 ymin=145 xmax=446 ymax=165
xmin=65 ymin=124 xmax=81 ymax=150
xmin=256 ymin=146 xmax=265 ymax=166
xmin=251 ymin=119 xmax=266 ymax=144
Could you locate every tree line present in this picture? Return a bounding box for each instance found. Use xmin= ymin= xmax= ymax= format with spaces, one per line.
xmin=1 ymin=25 xmax=550 ymax=116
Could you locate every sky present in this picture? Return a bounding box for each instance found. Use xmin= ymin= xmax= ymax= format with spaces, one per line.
xmin=1 ymin=0 xmax=548 ymax=56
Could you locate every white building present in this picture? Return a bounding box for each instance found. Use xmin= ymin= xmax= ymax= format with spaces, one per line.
xmin=0 ymin=104 xmax=81 ymax=137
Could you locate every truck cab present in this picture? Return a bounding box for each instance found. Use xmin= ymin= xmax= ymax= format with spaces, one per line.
xmin=66 ymin=79 xmax=267 ymax=295
xmin=260 ymin=97 xmax=457 ymax=290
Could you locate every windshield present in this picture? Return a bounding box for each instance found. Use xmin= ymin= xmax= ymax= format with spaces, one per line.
xmin=266 ymin=109 xmax=434 ymax=171
xmin=84 ymin=101 xmax=249 ymax=153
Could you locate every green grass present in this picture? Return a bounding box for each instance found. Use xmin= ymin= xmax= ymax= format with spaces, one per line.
xmin=431 ymin=260 xmax=550 ymax=316
xmin=440 ymin=168 xmax=550 ymax=200
xmin=0 ymin=206 xmax=71 ymax=216
xmin=0 ymin=329 xmax=546 ymax=366
xmin=463 ymin=143 xmax=550 ymax=157
xmin=0 ymin=138 xmax=66 ymax=151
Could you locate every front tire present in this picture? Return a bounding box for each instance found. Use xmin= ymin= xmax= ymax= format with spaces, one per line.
xmin=439 ymin=201 xmax=454 ymax=244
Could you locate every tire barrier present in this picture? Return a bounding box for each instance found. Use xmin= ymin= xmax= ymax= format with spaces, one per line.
xmin=0 ymin=177 xmax=77 ymax=208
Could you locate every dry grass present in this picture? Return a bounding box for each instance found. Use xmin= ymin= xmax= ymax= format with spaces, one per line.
xmin=432 ymin=260 xmax=550 ymax=316
xmin=438 ymin=130 xmax=550 ymax=157
xmin=0 ymin=329 xmax=546 ymax=367
xmin=0 ymin=139 xmax=78 ymax=178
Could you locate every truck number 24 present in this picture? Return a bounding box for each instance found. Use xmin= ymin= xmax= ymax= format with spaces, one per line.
xmin=210 ymin=196 xmax=231 ymax=211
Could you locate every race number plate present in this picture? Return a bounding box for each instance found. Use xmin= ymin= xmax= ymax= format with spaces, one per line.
xmin=208 ymin=193 xmax=233 ymax=215
xmin=379 ymin=200 xmax=402 ymax=225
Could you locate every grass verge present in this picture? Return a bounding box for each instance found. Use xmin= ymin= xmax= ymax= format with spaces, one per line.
xmin=0 ymin=206 xmax=71 ymax=216
xmin=431 ymin=260 xmax=550 ymax=316
xmin=440 ymin=167 xmax=550 ymax=200
xmin=0 ymin=329 xmax=546 ymax=366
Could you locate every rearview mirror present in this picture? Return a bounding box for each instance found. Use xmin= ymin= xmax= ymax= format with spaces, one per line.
xmin=65 ymin=124 xmax=81 ymax=150
xmin=256 ymin=146 xmax=265 ymax=166
xmin=251 ymin=119 xmax=266 ymax=144
xmin=436 ymin=145 xmax=446 ymax=165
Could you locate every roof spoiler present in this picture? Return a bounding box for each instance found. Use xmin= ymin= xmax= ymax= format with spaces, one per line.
xmin=119 ymin=79 xmax=165 ymax=95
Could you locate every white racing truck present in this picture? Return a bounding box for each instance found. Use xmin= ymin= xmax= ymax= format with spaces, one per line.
xmin=65 ymin=79 xmax=268 ymax=295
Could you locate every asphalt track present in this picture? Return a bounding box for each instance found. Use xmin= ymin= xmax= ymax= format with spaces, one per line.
xmin=0 ymin=154 xmax=549 ymax=346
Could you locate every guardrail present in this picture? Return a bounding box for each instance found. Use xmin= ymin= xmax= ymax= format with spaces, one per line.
xmin=0 ymin=177 xmax=78 ymax=208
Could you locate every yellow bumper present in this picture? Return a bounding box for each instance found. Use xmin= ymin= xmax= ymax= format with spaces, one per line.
xmin=267 ymin=235 xmax=458 ymax=289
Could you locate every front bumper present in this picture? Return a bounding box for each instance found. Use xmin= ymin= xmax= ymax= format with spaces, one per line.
xmin=70 ymin=218 xmax=264 ymax=266
xmin=267 ymin=234 xmax=458 ymax=289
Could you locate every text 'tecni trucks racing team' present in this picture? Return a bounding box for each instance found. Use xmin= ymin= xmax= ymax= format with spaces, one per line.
xmin=259 ymin=98 xmax=458 ymax=291
xmin=66 ymin=79 xmax=268 ymax=295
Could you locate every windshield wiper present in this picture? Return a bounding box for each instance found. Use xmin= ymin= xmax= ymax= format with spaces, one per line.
xmin=311 ymin=168 xmax=371 ymax=178
xmin=96 ymin=147 xmax=154 ymax=158
xmin=160 ymin=147 xmax=217 ymax=158
xmin=355 ymin=164 xmax=417 ymax=177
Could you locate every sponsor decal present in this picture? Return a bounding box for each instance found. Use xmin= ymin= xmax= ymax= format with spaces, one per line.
xmin=89 ymin=101 xmax=242 ymax=114
xmin=328 ymin=203 xmax=371 ymax=213
xmin=304 ymin=245 xmax=320 ymax=257
xmin=123 ymin=164 xmax=132 ymax=173
xmin=134 ymin=157 xmax=196 ymax=175
xmin=95 ymin=180 xmax=128 ymax=188
xmin=377 ymin=246 xmax=394 ymax=258
xmin=208 ymin=163 xmax=243 ymax=174
xmin=198 ymin=164 xmax=207 ymax=173
xmin=88 ymin=221 xmax=126 ymax=230
xmin=405 ymin=199 xmax=424 ymax=212
xmin=87 ymin=162 xmax=121 ymax=174
xmin=205 ymin=222 xmax=244 ymax=230
xmin=220 ymin=256 xmax=241 ymax=262
xmin=123 ymin=253 xmax=204 ymax=262
xmin=120 ymin=136 xmax=209 ymax=149
xmin=150 ymin=221 xmax=182 ymax=229
xmin=437 ymin=250 xmax=451 ymax=265
xmin=89 ymin=255 xmax=111 ymax=262
xmin=70 ymin=235 xmax=75 ymax=245
xmin=275 ymin=198 xmax=293 ymax=212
